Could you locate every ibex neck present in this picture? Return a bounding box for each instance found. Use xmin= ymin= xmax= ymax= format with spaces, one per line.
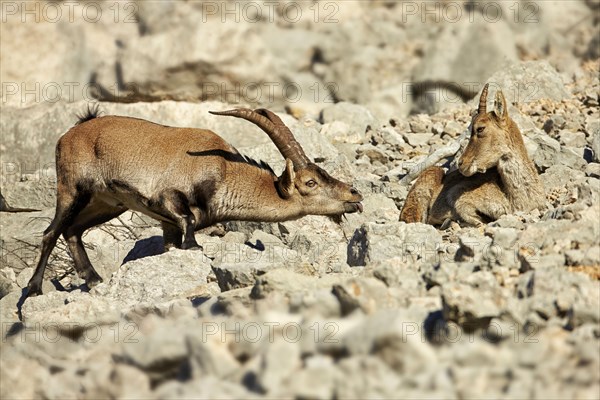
xmin=214 ymin=163 xmax=304 ymax=223
xmin=497 ymin=150 xmax=544 ymax=212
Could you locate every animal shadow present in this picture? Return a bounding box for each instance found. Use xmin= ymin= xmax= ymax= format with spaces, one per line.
xmin=122 ymin=236 xmax=165 ymax=264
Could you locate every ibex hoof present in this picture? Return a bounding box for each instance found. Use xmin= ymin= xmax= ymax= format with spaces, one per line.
xmin=439 ymin=219 xmax=452 ymax=230
xmin=85 ymin=273 xmax=103 ymax=288
xmin=163 ymin=244 xmax=180 ymax=252
xmin=181 ymin=241 xmax=202 ymax=251
xmin=26 ymin=285 xmax=43 ymax=298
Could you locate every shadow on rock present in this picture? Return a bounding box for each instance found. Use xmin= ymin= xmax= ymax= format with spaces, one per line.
xmin=122 ymin=236 xmax=164 ymax=265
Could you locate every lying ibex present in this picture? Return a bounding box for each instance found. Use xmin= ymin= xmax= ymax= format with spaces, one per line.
xmin=400 ymin=83 xmax=544 ymax=226
xmin=27 ymin=108 xmax=363 ymax=297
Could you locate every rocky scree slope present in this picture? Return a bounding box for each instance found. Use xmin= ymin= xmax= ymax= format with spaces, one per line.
xmin=0 ymin=61 xmax=599 ymax=399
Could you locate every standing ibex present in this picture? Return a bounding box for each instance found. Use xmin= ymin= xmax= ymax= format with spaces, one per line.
xmin=400 ymin=84 xmax=544 ymax=226
xmin=26 ymin=108 xmax=363 ymax=297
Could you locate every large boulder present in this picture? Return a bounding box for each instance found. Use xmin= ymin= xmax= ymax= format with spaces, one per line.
xmin=483 ymin=61 xmax=570 ymax=104
xmin=99 ymin=249 xmax=213 ymax=307
xmin=411 ymin=14 xmax=518 ymax=113
xmin=347 ymin=222 xmax=443 ymax=266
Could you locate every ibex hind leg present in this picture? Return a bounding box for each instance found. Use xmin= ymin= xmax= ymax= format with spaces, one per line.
xmin=62 ymin=197 xmax=127 ymax=289
xmin=454 ymin=186 xmax=509 ymax=226
xmin=477 ymin=197 xmax=510 ymax=222
xmin=454 ymin=200 xmax=485 ymax=227
xmin=157 ymin=189 xmax=201 ymax=250
xmin=27 ymin=188 xmax=92 ymax=298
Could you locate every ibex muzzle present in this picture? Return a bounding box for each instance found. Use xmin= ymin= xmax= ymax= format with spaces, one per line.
xmin=26 ymin=107 xmax=362 ymax=298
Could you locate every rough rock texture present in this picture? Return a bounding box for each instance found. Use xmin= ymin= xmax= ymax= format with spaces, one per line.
xmin=1 ymin=2 xmax=599 ymax=399
xmin=347 ymin=222 xmax=442 ymax=266
xmin=2 ymin=60 xmax=598 ymax=397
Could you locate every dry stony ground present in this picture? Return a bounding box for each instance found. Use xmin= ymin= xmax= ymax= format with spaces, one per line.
xmin=0 ymin=59 xmax=598 ymax=399
xmin=1 ymin=1 xmax=599 ymax=398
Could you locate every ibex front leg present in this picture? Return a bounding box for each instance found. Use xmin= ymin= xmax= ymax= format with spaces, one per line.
xmin=157 ymin=190 xmax=201 ymax=250
xmin=161 ymin=221 xmax=183 ymax=251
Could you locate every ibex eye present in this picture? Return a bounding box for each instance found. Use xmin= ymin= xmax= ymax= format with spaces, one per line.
xmin=306 ymin=180 xmax=317 ymax=188
xmin=476 ymin=127 xmax=485 ymax=135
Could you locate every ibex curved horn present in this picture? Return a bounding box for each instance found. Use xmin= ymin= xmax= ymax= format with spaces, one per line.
xmin=478 ymin=83 xmax=490 ymax=114
xmin=209 ymin=108 xmax=310 ymax=169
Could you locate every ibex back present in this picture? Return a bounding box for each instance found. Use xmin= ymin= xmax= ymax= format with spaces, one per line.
xmin=400 ymin=84 xmax=544 ymax=226
xmin=27 ymin=108 xmax=363 ymax=297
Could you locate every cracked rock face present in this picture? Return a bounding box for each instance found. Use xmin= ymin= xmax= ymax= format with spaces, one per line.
xmin=1 ymin=2 xmax=599 ymax=399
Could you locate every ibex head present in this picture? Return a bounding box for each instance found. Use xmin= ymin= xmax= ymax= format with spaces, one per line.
xmin=458 ymin=84 xmax=518 ymax=177
xmin=209 ymin=108 xmax=364 ymax=216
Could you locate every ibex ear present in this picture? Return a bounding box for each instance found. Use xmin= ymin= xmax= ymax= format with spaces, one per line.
xmin=493 ymin=90 xmax=508 ymax=122
xmin=277 ymin=158 xmax=295 ymax=199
